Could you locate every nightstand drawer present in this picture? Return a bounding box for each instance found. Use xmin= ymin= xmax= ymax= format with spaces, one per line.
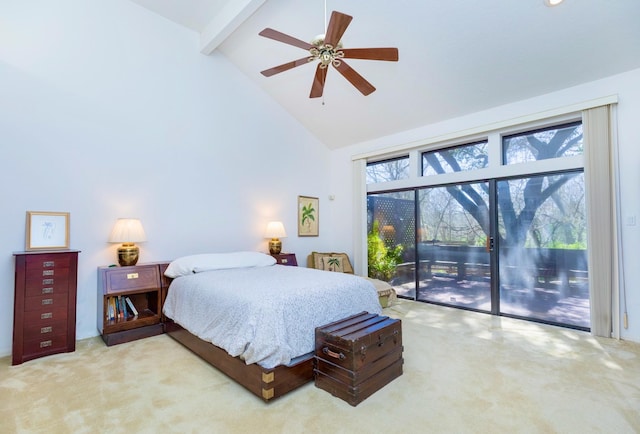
xmin=271 ymin=253 xmax=298 ymax=266
xmin=103 ymin=265 xmax=160 ymax=294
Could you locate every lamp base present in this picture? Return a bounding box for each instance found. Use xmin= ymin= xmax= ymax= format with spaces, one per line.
xmin=117 ymin=243 xmax=140 ymax=266
xmin=268 ymin=239 xmax=282 ymax=255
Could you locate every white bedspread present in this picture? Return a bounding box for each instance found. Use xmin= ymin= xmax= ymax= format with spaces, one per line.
xmin=162 ymin=265 xmax=382 ymax=368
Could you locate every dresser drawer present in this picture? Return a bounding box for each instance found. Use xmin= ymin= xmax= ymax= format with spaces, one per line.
xmin=24 ymin=305 xmax=69 ymax=324
xmin=24 ymin=273 xmax=70 ymax=297
xmin=24 ymin=318 xmax=68 ymax=340
xmin=25 ymin=266 xmax=70 ymax=280
xmin=22 ymin=332 xmax=68 ymax=359
xmin=103 ymin=265 xmax=160 ymax=294
xmin=24 ymin=293 xmax=68 ymax=312
xmin=25 ymin=253 xmax=72 ymax=270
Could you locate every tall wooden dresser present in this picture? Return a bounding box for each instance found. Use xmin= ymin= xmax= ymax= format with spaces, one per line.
xmin=12 ymin=250 xmax=80 ymax=365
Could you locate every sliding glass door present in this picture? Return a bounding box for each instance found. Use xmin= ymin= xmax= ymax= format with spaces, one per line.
xmin=416 ymin=182 xmax=491 ymax=311
xmin=497 ymin=172 xmax=589 ymax=328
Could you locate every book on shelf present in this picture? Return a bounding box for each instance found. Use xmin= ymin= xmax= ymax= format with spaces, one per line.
xmin=125 ymin=296 xmax=139 ymax=316
xmin=109 ymin=297 xmax=117 ymax=321
xmin=107 ymin=297 xmax=115 ymax=321
xmin=116 ymin=296 xmax=121 ymax=319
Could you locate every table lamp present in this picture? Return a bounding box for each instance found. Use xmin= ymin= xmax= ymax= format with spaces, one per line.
xmin=264 ymin=221 xmax=287 ymax=255
xmin=109 ymin=218 xmax=147 ymax=266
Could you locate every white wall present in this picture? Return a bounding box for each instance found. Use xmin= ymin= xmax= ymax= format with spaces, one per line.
xmin=329 ymin=67 xmax=640 ymax=344
xmin=0 ymin=0 xmax=335 ymax=356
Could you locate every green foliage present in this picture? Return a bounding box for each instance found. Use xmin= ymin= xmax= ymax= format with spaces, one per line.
xmin=367 ymin=221 xmax=404 ymax=281
xmin=547 ymin=241 xmax=587 ymax=250
xmin=301 ymin=203 xmax=315 ymax=227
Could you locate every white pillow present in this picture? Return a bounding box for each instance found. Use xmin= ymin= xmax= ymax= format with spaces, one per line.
xmin=164 ymin=252 xmax=276 ymax=278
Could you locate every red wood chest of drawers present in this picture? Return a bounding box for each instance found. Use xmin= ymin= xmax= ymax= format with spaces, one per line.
xmin=13 ymin=250 xmax=79 ymax=365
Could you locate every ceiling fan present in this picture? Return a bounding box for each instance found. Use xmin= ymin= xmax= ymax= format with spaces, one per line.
xmin=259 ymin=10 xmax=399 ymax=98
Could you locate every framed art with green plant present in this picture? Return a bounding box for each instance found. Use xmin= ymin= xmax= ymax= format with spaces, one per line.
xmin=298 ymin=195 xmax=318 ymax=236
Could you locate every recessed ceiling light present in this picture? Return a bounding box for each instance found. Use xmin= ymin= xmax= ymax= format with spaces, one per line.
xmin=544 ymin=0 xmax=564 ymax=6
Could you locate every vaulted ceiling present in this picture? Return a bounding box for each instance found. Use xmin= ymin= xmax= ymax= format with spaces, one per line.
xmin=129 ymin=0 xmax=640 ymax=149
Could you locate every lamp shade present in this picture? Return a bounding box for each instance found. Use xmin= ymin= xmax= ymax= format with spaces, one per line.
xmin=264 ymin=221 xmax=287 ymax=239
xmin=108 ymin=218 xmax=147 ymax=243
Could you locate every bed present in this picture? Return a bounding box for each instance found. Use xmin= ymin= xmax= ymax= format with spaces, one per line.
xmin=161 ymin=252 xmax=382 ymax=402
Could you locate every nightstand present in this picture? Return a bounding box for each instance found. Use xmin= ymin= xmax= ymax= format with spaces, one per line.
xmin=97 ymin=263 xmax=167 ymax=346
xmin=271 ymin=253 xmax=298 ymax=266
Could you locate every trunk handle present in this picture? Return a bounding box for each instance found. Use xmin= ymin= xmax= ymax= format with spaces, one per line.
xmin=322 ymin=347 xmax=346 ymax=360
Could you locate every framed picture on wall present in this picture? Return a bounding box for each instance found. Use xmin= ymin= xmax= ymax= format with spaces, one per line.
xmin=298 ymin=196 xmax=319 ymax=236
xmin=25 ymin=211 xmax=70 ymax=250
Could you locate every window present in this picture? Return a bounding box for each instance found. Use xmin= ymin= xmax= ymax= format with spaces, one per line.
xmin=366 ymin=157 xmax=409 ymax=184
xmin=422 ymin=141 xmax=488 ymax=176
xmin=366 ymin=119 xmax=590 ymax=330
xmin=503 ymin=122 xmax=583 ymax=165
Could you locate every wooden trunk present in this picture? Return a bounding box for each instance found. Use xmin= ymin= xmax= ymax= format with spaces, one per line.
xmin=315 ymin=312 xmax=402 ymax=371
xmin=314 ymin=312 xmax=403 ymax=406
xmin=315 ymin=358 xmax=404 ymax=406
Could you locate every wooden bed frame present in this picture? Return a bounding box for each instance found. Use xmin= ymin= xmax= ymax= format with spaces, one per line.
xmin=159 ymin=263 xmax=314 ymax=402
xmin=164 ymin=321 xmax=314 ymax=401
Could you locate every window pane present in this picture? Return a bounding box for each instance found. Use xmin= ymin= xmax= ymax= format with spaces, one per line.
xmin=367 ymin=191 xmax=416 ymax=298
xmin=497 ymin=172 xmax=589 ymax=329
xmin=366 ymin=157 xmax=409 ymax=184
xmin=422 ymin=141 xmax=488 ymax=176
xmin=417 ymin=182 xmax=491 ymax=311
xmin=503 ymin=122 xmax=583 ymax=165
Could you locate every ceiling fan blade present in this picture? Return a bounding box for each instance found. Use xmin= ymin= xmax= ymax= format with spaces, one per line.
xmin=324 ymin=11 xmax=353 ymax=47
xmin=261 ymin=57 xmax=311 ymax=77
xmin=259 ymin=28 xmax=314 ymax=51
xmin=334 ymin=60 xmax=376 ymax=96
xmin=341 ymin=48 xmax=399 ymax=62
xmin=310 ymin=64 xmax=328 ymax=98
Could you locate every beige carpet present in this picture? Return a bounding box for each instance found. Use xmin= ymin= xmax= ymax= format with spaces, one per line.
xmin=1 ymin=300 xmax=639 ymax=434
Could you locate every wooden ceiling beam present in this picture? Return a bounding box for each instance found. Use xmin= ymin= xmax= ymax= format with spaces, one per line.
xmin=199 ymin=0 xmax=266 ymax=55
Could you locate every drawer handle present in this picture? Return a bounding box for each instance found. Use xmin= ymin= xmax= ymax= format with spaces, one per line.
xmin=42 ymin=270 xmax=54 ymax=276
xmin=42 ymin=298 xmax=53 ymax=305
xmin=42 ymin=279 xmax=54 ymax=285
xmin=43 ymin=261 xmax=55 ymax=267
xmin=40 ymin=340 xmax=52 ymax=348
xmin=41 ymin=326 xmax=52 ymax=334
xmin=42 ymin=287 xmax=53 ymax=294
xmin=41 ymin=312 xmax=53 ymax=319
xmin=322 ymin=347 xmax=346 ymax=360
xmin=127 ymin=273 xmax=139 ymax=279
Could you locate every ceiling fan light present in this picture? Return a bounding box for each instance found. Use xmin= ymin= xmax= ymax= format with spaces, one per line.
xmin=544 ymin=0 xmax=564 ymax=6
xmin=311 ymin=34 xmax=343 ymax=49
